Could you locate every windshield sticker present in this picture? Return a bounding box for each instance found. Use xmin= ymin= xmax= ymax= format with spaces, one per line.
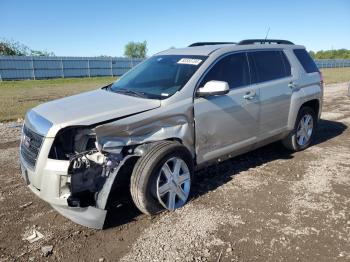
xmin=177 ymin=58 xmax=202 ymax=65
xmin=161 ymin=93 xmax=169 ymax=97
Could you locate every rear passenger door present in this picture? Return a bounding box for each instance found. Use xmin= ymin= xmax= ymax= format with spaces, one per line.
xmin=194 ymin=52 xmax=260 ymax=164
xmin=248 ymin=50 xmax=294 ymax=139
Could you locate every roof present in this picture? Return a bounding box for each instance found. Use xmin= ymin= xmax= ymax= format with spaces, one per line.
xmin=157 ymin=44 xmax=232 ymax=56
xmin=156 ymin=43 xmax=305 ymax=57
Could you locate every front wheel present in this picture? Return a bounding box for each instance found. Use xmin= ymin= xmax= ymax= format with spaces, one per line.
xmin=282 ymin=106 xmax=316 ymax=151
xmin=130 ymin=141 xmax=194 ymax=215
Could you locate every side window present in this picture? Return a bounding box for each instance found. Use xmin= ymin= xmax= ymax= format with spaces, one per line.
xmin=200 ymin=53 xmax=250 ymax=89
xmin=248 ymin=50 xmax=290 ymax=84
xmin=280 ymin=51 xmax=291 ymax=76
xmin=293 ymin=49 xmax=319 ymax=73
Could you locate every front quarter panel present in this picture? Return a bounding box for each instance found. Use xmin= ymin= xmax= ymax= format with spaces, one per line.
xmin=94 ymin=97 xmax=195 ymax=156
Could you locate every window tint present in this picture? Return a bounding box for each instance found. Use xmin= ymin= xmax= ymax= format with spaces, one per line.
xmin=248 ymin=51 xmax=290 ymax=83
xmin=293 ymin=49 xmax=319 ymax=73
xmin=280 ymin=52 xmax=291 ymax=76
xmin=200 ymin=52 xmax=250 ymax=88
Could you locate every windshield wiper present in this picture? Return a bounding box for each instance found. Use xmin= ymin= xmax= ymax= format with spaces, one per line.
xmin=114 ymin=88 xmax=147 ymax=98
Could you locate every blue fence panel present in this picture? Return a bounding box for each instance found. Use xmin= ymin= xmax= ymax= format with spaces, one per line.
xmin=33 ymin=59 xmax=61 ymax=69
xmin=89 ymin=59 xmax=111 ymax=68
xmin=315 ymin=59 xmax=350 ymax=68
xmin=63 ymin=68 xmax=89 ymax=78
xmin=34 ymin=69 xmax=62 ymax=78
xmin=0 ymin=69 xmax=33 ymax=79
xmin=90 ymin=68 xmax=111 ymax=76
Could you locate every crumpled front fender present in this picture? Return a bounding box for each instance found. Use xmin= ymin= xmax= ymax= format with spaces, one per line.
xmin=93 ymin=99 xmax=195 ymax=157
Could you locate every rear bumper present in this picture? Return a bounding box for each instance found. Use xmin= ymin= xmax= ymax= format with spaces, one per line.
xmin=20 ymin=155 xmax=107 ymax=229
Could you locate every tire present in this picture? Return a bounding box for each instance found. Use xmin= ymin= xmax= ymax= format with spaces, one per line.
xmin=130 ymin=141 xmax=194 ymax=215
xmin=282 ymin=106 xmax=317 ymax=151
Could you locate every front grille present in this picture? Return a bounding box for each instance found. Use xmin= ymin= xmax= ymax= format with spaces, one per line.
xmin=20 ymin=125 xmax=44 ymax=170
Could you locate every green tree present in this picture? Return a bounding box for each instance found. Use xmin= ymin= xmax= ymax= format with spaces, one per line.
xmin=309 ymin=50 xmax=315 ymax=58
xmin=309 ymin=49 xmax=350 ymax=59
xmin=124 ymin=41 xmax=147 ymax=58
xmin=30 ymin=50 xmax=55 ymax=56
xmin=0 ymin=38 xmax=55 ymax=56
xmin=0 ymin=39 xmax=30 ymax=56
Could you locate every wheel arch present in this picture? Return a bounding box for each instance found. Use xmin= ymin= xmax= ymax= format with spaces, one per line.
xmin=301 ymin=99 xmax=320 ymax=119
xmin=288 ymin=95 xmax=321 ymax=131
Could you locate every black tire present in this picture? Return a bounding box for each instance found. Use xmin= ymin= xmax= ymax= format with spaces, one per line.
xmin=282 ymin=106 xmax=317 ymax=151
xmin=130 ymin=141 xmax=194 ymax=215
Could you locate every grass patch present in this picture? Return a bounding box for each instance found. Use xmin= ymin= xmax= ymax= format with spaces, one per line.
xmin=0 ymin=77 xmax=117 ymax=122
xmin=320 ymin=67 xmax=350 ymax=84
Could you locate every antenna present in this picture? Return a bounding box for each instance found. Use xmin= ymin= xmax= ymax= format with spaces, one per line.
xmin=264 ymin=27 xmax=270 ymax=41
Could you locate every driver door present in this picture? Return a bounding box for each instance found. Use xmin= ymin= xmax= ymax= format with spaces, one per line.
xmin=194 ymin=52 xmax=260 ymax=164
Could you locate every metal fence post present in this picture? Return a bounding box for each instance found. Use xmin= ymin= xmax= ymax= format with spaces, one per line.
xmin=87 ymin=59 xmax=91 ymax=78
xmin=110 ymin=58 xmax=113 ymax=76
xmin=60 ymin=58 xmax=64 ymax=78
xmin=31 ymin=57 xmax=36 ymax=80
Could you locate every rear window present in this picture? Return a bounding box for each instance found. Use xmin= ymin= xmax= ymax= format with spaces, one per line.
xmin=293 ymin=49 xmax=319 ymax=73
xmin=248 ymin=50 xmax=291 ymax=83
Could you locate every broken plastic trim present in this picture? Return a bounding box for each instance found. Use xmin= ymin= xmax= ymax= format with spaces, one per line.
xmin=52 ymin=205 xmax=107 ymax=229
xmin=67 ymin=150 xmax=123 ymax=208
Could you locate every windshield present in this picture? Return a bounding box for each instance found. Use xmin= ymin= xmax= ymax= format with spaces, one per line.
xmin=109 ymin=55 xmax=207 ymax=99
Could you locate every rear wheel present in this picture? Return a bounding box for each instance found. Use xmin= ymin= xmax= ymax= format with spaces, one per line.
xmin=130 ymin=141 xmax=194 ymax=215
xmin=282 ymin=106 xmax=316 ymax=151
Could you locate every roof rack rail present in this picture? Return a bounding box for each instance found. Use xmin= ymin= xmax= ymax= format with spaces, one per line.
xmin=238 ymin=39 xmax=294 ymax=45
xmin=188 ymin=42 xmax=236 ymax=47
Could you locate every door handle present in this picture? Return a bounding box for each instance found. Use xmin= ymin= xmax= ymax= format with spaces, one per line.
xmin=243 ymin=91 xmax=256 ymax=100
xmin=288 ymin=82 xmax=298 ymax=89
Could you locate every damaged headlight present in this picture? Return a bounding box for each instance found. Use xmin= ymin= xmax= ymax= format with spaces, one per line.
xmin=50 ymin=126 xmax=128 ymax=208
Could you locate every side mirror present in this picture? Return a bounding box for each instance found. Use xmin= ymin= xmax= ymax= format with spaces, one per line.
xmin=196 ymin=80 xmax=230 ymax=97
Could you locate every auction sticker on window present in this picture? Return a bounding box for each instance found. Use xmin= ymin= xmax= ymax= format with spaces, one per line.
xmin=177 ymin=58 xmax=202 ymax=65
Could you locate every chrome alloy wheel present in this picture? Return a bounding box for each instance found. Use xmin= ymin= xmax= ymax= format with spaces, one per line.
xmin=296 ymin=114 xmax=314 ymax=146
xmin=156 ymin=157 xmax=191 ymax=211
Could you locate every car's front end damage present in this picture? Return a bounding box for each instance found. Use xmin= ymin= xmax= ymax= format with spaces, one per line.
xmin=19 ymin=90 xmax=194 ymax=229
xmin=20 ymin=112 xmax=129 ymax=228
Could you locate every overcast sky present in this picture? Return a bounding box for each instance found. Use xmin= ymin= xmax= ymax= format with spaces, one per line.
xmin=1 ymin=0 xmax=349 ymax=57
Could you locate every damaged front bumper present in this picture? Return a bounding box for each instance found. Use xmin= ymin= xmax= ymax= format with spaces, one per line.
xmin=20 ymin=151 xmax=108 ymax=229
xmin=52 ymin=205 xmax=106 ymax=229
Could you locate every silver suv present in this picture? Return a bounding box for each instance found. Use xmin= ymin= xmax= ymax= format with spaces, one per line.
xmin=20 ymin=39 xmax=323 ymax=228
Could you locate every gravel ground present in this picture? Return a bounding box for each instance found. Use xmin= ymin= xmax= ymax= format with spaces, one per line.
xmin=0 ymin=82 xmax=349 ymax=262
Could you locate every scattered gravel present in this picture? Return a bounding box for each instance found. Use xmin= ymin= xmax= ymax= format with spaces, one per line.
xmin=0 ymin=83 xmax=349 ymax=261
xmin=121 ymin=204 xmax=229 ymax=262
xmin=0 ymin=121 xmax=23 ymax=143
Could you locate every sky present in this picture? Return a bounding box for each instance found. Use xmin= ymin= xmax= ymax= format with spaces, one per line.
xmin=1 ymin=0 xmax=349 ymax=57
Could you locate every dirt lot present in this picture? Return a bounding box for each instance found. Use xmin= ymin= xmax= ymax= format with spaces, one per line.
xmin=0 ymin=82 xmax=349 ymax=262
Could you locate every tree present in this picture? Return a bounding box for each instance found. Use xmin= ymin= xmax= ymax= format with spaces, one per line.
xmin=308 ymin=49 xmax=350 ymax=59
xmin=0 ymin=39 xmax=30 ymax=56
xmin=30 ymin=50 xmax=55 ymax=56
xmin=0 ymin=38 xmax=55 ymax=56
xmin=124 ymin=41 xmax=147 ymax=58
xmin=309 ymin=50 xmax=315 ymax=58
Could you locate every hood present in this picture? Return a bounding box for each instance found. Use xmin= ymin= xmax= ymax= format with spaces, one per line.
xmin=31 ymin=89 xmax=160 ymax=136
